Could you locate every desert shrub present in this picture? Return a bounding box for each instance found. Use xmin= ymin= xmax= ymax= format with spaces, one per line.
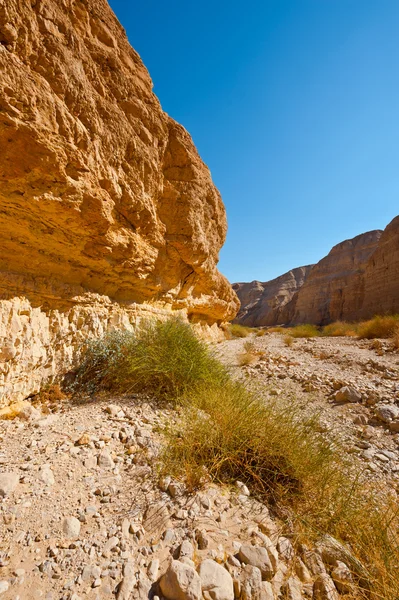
xmin=322 ymin=321 xmax=359 ymax=337
xmin=164 ymin=381 xmax=399 ymax=599
xmin=288 ymin=324 xmax=320 ymax=338
xmin=237 ymin=351 xmax=257 ymax=366
xmin=284 ymin=335 xmax=294 ymax=347
xmin=255 ymin=328 xmax=267 ymax=337
xmin=228 ymin=324 xmax=254 ymax=338
xmin=71 ymin=317 xmax=228 ymax=399
xmin=267 ymin=326 xmax=286 ymax=334
xmin=357 ymin=315 xmax=399 ymax=339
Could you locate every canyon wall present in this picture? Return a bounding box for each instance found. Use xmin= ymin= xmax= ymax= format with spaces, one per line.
xmin=0 ymin=0 xmax=239 ymax=404
xmin=233 ymin=266 xmax=314 ymax=327
xmin=235 ymin=216 xmax=399 ymax=327
xmin=287 ymin=230 xmax=383 ymax=325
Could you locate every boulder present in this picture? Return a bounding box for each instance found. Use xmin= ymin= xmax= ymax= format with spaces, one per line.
xmin=238 ymin=545 xmax=274 ymax=580
xmin=198 ymin=559 xmax=234 ymax=600
xmin=0 ymin=472 xmax=19 ymax=497
xmin=159 ymin=560 xmax=202 ymax=600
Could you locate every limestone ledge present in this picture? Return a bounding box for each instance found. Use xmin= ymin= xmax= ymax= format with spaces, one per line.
xmin=0 ymin=295 xmax=223 ymax=407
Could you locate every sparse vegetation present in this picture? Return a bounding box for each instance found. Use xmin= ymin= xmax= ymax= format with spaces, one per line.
xmin=288 ymin=324 xmax=320 ymax=338
xmin=357 ymin=315 xmax=399 ymax=340
xmin=227 ymin=323 xmax=254 ymax=338
xmin=73 ymin=317 xmax=399 ymax=598
xmin=284 ymin=335 xmax=294 ymax=347
xmin=321 ymin=321 xmax=359 ymax=337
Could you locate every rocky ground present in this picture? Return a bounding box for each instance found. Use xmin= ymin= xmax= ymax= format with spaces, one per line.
xmin=0 ymin=333 xmax=398 ymax=600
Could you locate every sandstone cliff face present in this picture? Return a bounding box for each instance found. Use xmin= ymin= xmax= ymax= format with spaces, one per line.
xmin=0 ymin=0 xmax=238 ymax=404
xmin=360 ymin=216 xmax=399 ymax=319
xmin=233 ymin=266 xmax=314 ymax=327
xmin=288 ymin=230 xmax=383 ymax=325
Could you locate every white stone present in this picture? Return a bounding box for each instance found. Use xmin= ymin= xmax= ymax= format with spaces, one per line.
xmin=0 ymin=582 xmax=9 ymax=595
xmin=0 ymin=472 xmax=19 ymax=497
xmin=62 ymin=516 xmax=81 ymax=539
xmin=238 ymin=545 xmax=274 ymax=580
xmin=160 ymin=560 xmax=202 ymax=600
xmin=198 ymin=559 xmax=234 ymax=600
xmin=98 ymin=448 xmax=115 ymax=469
xmin=39 ymin=465 xmax=55 ymax=486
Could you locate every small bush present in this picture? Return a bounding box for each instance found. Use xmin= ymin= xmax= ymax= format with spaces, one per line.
xmin=357 ymin=315 xmax=399 ymax=339
xmin=284 ymin=335 xmax=294 ymax=347
xmin=228 ymin=324 xmax=254 ymax=338
xmin=71 ymin=317 xmax=228 ymax=400
xmin=255 ymin=328 xmax=267 ymax=337
xmin=267 ymin=326 xmax=286 ymax=334
xmin=288 ymin=324 xmax=320 ymax=338
xmin=237 ymin=351 xmax=257 ymax=366
xmin=322 ymin=321 xmax=359 ymax=337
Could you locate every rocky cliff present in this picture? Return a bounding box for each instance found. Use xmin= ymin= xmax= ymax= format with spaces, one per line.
xmin=235 ymin=216 xmax=399 ymax=327
xmin=0 ymin=0 xmax=239 ymax=404
xmin=233 ymin=265 xmax=314 ymax=327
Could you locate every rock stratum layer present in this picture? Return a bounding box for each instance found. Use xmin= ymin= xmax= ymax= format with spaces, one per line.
xmin=235 ymin=216 xmax=399 ymax=327
xmin=0 ymin=0 xmax=239 ymax=404
xmin=233 ymin=266 xmax=314 ymax=327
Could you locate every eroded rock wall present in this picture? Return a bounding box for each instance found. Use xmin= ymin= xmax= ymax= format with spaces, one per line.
xmin=0 ymin=0 xmax=238 ymax=404
xmin=233 ymin=266 xmax=314 ymax=327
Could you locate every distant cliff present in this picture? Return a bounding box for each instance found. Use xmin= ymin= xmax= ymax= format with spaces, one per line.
xmin=234 ymin=215 xmax=399 ymax=327
xmin=233 ymin=265 xmax=314 ymax=326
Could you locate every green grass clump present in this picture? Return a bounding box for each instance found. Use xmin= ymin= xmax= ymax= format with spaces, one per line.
xmin=288 ymin=324 xmax=320 ymax=338
xmin=228 ymin=323 xmax=254 ymax=338
xmin=357 ymin=315 xmax=399 ymax=340
xmin=71 ymin=317 xmax=227 ymax=399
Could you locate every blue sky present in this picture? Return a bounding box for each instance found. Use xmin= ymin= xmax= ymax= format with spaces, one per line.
xmin=109 ymin=0 xmax=399 ymax=284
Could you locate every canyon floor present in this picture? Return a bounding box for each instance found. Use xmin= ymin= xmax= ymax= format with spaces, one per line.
xmin=0 ymin=333 xmax=398 ymax=600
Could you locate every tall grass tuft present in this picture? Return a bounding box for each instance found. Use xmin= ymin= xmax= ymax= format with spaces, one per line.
xmin=71 ymin=317 xmax=227 ymax=399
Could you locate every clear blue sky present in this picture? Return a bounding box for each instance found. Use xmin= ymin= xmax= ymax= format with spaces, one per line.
xmin=109 ymin=0 xmax=399 ymax=284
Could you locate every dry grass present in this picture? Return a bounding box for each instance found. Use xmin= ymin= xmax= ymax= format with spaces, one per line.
xmin=237 ymin=351 xmax=257 ymax=366
xmin=255 ymin=328 xmax=267 ymax=337
xmin=228 ymin=324 xmax=254 ymax=338
xmin=322 ymin=321 xmax=359 ymax=337
xmin=284 ymin=335 xmax=294 ymax=347
xmin=288 ymin=324 xmax=320 ymax=338
xmin=267 ymin=326 xmax=286 ymax=334
xmin=357 ymin=315 xmax=399 ymax=340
